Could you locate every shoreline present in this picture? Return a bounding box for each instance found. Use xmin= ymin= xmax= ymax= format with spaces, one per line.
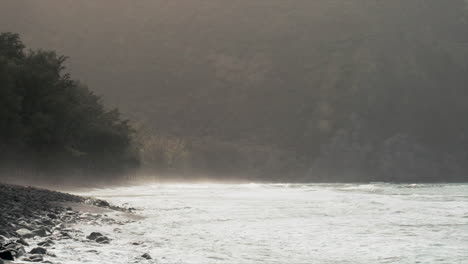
xmin=0 ymin=183 xmax=141 ymax=263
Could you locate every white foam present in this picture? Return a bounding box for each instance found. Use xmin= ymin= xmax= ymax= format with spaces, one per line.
xmin=66 ymin=183 xmax=468 ymax=264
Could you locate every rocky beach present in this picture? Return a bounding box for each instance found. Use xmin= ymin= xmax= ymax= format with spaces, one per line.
xmin=0 ymin=183 xmax=143 ymax=263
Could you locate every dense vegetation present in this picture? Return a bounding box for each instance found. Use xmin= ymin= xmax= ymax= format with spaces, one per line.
xmin=1 ymin=0 xmax=468 ymax=182
xmin=0 ymin=33 xmax=139 ymax=183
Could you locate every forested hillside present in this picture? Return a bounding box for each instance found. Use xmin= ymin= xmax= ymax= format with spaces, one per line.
xmin=1 ymin=0 xmax=468 ymax=182
xmin=0 ymin=33 xmax=139 ymax=183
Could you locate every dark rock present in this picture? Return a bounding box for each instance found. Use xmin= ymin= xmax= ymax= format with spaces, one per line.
xmin=1 ymin=242 xmax=25 ymax=258
xmin=0 ymin=250 xmax=14 ymax=260
xmin=141 ymin=253 xmax=152 ymax=259
xmin=32 ymin=229 xmax=48 ymax=237
xmin=29 ymin=247 xmax=47 ymax=255
xmin=38 ymin=239 xmax=55 ymax=247
xmin=86 ymin=232 xmax=103 ymax=240
xmin=46 ymin=251 xmax=57 ymax=258
xmin=23 ymin=254 xmax=43 ymax=262
xmin=13 ymin=237 xmax=29 ymax=246
xmin=59 ymin=231 xmax=72 ymax=239
xmin=47 ymin=213 xmax=57 ymax=219
xmin=41 ymin=218 xmax=54 ymax=225
xmin=95 ymin=200 xmax=110 ymax=207
xmin=95 ymin=236 xmax=110 ymax=244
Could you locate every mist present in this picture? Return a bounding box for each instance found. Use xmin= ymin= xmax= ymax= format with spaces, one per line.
xmin=1 ymin=3 xmax=468 ymax=263
xmin=1 ymin=0 xmax=468 ymax=184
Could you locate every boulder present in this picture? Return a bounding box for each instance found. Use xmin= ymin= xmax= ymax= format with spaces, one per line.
xmin=29 ymin=247 xmax=47 ymax=255
xmin=141 ymin=253 xmax=152 ymax=259
xmin=0 ymin=250 xmax=14 ymax=261
xmin=86 ymin=232 xmax=103 ymax=240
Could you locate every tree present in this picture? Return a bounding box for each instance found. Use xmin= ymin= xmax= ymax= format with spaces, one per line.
xmin=0 ymin=32 xmax=139 ymax=180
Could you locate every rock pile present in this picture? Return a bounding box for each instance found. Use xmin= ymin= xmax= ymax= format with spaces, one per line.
xmin=0 ymin=183 xmax=130 ymax=263
xmin=86 ymin=232 xmax=110 ymax=244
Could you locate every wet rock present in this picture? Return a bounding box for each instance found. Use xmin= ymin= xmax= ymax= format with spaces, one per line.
xmin=38 ymin=239 xmax=55 ymax=247
xmin=0 ymin=236 xmax=8 ymax=244
xmin=55 ymin=223 xmax=66 ymax=229
xmin=46 ymin=251 xmax=57 ymax=258
xmin=47 ymin=213 xmax=57 ymax=219
xmin=0 ymin=250 xmax=14 ymax=261
xmin=32 ymin=229 xmax=48 ymax=237
xmin=86 ymin=232 xmax=110 ymax=244
xmin=15 ymin=228 xmax=34 ymax=238
xmin=95 ymin=236 xmax=110 ymax=244
xmin=15 ymin=246 xmax=26 ymax=258
xmin=95 ymin=200 xmax=110 ymax=207
xmin=141 ymin=253 xmax=152 ymax=259
xmin=17 ymin=221 xmax=30 ymax=228
xmin=59 ymin=231 xmax=72 ymax=239
xmin=23 ymin=254 xmax=43 ymax=262
xmin=86 ymin=232 xmax=103 ymax=241
xmin=29 ymin=247 xmax=47 ymax=255
xmin=12 ymin=237 xmax=29 ymax=246
xmin=1 ymin=242 xmax=26 ymax=258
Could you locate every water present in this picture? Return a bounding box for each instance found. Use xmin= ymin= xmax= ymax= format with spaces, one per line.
xmin=62 ymin=183 xmax=468 ymax=263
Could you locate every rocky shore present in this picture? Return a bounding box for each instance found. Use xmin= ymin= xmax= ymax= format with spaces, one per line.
xmin=0 ymin=183 xmax=139 ymax=263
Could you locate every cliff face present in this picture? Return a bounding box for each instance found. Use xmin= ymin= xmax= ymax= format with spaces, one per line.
xmin=1 ymin=0 xmax=467 ymax=181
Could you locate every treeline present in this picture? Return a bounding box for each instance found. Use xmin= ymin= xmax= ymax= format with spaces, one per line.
xmin=0 ymin=33 xmax=139 ymax=183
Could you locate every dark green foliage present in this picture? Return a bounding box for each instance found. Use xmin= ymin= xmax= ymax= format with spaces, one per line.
xmin=0 ymin=33 xmax=139 ymax=178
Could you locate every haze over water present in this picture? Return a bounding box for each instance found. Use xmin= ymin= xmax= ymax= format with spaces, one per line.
xmin=67 ymin=183 xmax=468 ymax=264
